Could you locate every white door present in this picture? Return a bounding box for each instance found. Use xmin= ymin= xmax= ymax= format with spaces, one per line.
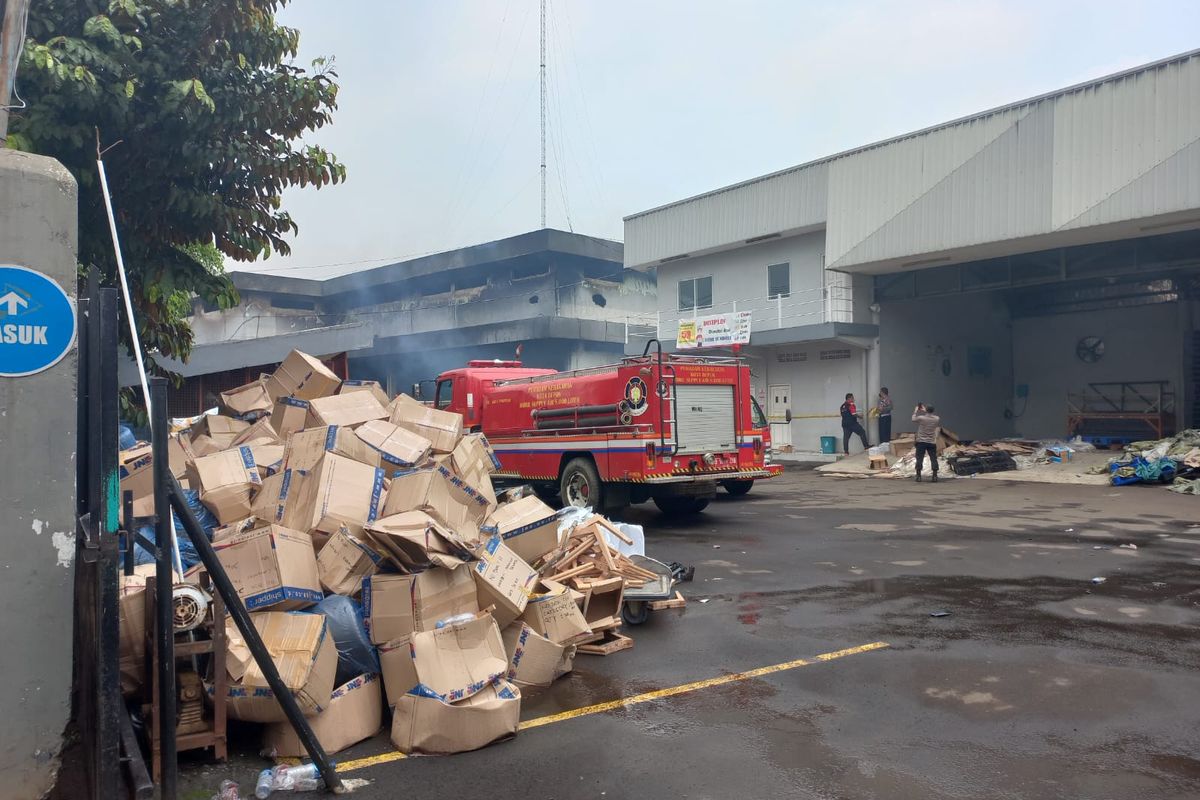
xmin=768 ymin=383 xmax=792 ymax=448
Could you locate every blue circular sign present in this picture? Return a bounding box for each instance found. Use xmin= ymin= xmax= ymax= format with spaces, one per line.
xmin=0 ymin=265 xmax=78 ymax=377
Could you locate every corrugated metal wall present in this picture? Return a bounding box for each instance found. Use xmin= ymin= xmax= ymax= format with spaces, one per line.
xmin=624 ymin=52 xmax=1200 ymax=274
xmin=623 ymin=162 xmax=827 ymax=267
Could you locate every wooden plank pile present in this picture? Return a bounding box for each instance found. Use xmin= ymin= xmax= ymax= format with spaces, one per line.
xmin=532 ymin=514 xmax=680 ymax=656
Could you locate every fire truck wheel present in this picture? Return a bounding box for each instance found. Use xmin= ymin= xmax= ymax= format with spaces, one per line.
xmin=653 ymin=496 xmax=710 ymax=515
xmin=721 ymin=479 xmax=754 ymax=496
xmin=561 ymin=457 xmax=604 ymax=510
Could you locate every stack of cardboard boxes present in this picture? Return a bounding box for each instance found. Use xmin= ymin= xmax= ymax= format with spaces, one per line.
xmin=117 ymin=349 xmax=637 ymax=759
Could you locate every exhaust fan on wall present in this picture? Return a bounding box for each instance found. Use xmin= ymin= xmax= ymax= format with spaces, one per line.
xmin=1076 ymin=336 xmax=1105 ymax=363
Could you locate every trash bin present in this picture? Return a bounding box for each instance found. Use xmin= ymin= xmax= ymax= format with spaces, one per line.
xmin=820 ymin=436 xmax=837 ymax=454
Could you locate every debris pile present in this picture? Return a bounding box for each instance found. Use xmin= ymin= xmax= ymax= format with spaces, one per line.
xmin=117 ymin=349 xmax=664 ymax=766
xmin=1103 ymin=429 xmax=1200 ymax=493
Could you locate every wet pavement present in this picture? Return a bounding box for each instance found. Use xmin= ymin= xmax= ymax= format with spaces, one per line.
xmin=180 ymin=467 xmax=1200 ymax=800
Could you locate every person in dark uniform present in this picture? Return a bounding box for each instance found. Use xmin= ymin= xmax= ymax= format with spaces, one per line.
xmin=839 ymin=393 xmax=870 ymax=455
xmin=875 ymin=387 xmax=893 ymax=443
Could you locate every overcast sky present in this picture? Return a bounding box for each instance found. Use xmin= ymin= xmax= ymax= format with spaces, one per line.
xmin=246 ymin=0 xmax=1200 ymax=278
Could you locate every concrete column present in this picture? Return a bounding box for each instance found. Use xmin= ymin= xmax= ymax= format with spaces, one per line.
xmin=0 ymin=150 xmax=78 ymax=799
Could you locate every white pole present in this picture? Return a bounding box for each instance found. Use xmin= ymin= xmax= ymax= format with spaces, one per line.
xmin=539 ymin=0 xmax=547 ymax=228
xmin=97 ymin=157 xmax=153 ymax=419
xmin=776 ymin=294 xmax=782 ymax=327
xmin=98 ymin=155 xmax=184 ymax=576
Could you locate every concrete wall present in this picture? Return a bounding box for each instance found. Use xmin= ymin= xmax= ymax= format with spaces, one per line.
xmin=0 ymin=151 xmax=78 ymax=799
xmin=655 ymin=231 xmax=830 ymax=335
xmin=751 ymin=343 xmax=870 ymax=452
xmin=879 ymin=291 xmax=1016 ymax=440
xmin=1012 ymin=303 xmax=1185 ymax=438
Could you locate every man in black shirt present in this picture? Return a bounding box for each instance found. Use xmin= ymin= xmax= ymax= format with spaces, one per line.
xmin=839 ymin=393 xmax=870 ymax=455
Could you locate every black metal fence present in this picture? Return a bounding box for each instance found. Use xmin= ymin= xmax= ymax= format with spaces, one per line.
xmin=72 ymin=271 xmax=127 ymax=799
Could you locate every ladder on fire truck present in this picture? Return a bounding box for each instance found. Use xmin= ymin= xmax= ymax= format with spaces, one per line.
xmin=641 ymin=339 xmax=679 ymax=459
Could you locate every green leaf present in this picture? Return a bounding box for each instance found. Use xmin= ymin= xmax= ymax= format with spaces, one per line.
xmin=124 ymin=80 xmax=134 ymax=98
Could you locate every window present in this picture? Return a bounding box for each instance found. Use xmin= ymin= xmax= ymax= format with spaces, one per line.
xmin=434 ymin=378 xmax=454 ymax=410
xmin=677 ymin=276 xmax=712 ymax=311
xmin=750 ymin=396 xmax=768 ymax=428
xmin=767 ymin=263 xmax=790 ymax=298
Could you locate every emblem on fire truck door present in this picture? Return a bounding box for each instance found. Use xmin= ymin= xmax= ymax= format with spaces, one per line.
xmin=625 ymin=376 xmax=649 ymax=417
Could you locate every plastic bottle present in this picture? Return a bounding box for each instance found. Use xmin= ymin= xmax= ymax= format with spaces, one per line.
xmin=435 ymin=612 xmax=475 ymax=629
xmin=254 ymin=769 xmax=274 ymax=799
xmin=273 ymin=763 xmax=321 ymax=792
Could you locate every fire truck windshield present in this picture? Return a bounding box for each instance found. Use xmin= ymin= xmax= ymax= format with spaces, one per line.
xmin=750 ymin=396 xmax=768 ymax=428
xmin=434 ymin=378 xmax=454 ymax=409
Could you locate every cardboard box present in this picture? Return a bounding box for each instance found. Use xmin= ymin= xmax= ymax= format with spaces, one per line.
xmin=263 ymin=673 xmax=383 ymax=757
xmin=266 ymin=349 xmax=341 ymax=401
xmin=377 ymin=612 xmax=508 ymax=708
xmin=186 ymin=446 xmax=263 ymax=524
xmin=270 ymin=397 xmax=312 ymax=438
xmin=308 ymin=391 xmax=389 ymax=429
xmin=316 ymin=526 xmax=384 ymax=596
xmin=472 ymin=535 xmax=537 ymax=628
xmin=247 ymin=443 xmax=285 ymax=477
xmin=252 ymin=471 xmax=285 ymax=523
xmin=575 ymin=575 xmax=624 ymax=631
xmin=452 ymin=432 xmax=501 ymax=482
xmin=355 ymin=420 xmax=432 ymax=470
xmin=1046 ymin=446 xmax=1073 ymax=463
xmin=363 ymin=565 xmax=478 ymax=646
xmin=232 ymin=417 xmax=281 ymax=448
xmin=118 ymin=576 xmax=148 ymax=697
xmin=890 ymin=434 xmax=916 ymax=459
xmin=118 ymin=444 xmax=156 ymax=518
xmin=220 ymin=377 xmax=274 ymax=418
xmin=215 ymin=611 xmax=338 ymax=723
xmin=519 ymin=579 xmax=592 ymax=644
xmin=382 ymin=465 xmax=495 ymax=543
xmin=284 ymin=426 xmax=381 ymax=473
xmin=191 ymin=414 xmax=251 ymax=440
xmin=212 ymin=517 xmax=258 ymax=543
xmin=277 ymin=453 xmax=387 ymax=535
xmin=188 ymin=434 xmax=227 ymax=457
xmin=168 ymin=434 xmax=196 ymax=478
xmin=485 ymin=496 xmax=561 ymax=563
xmin=213 ymin=525 xmax=323 ymax=610
xmin=339 ymin=379 xmax=390 ymax=407
xmin=390 ymin=679 xmax=520 ymax=755
xmin=363 ymin=511 xmax=472 ymax=572
xmin=501 ymin=622 xmax=573 ymax=687
xmin=388 ymin=394 xmax=463 ymax=454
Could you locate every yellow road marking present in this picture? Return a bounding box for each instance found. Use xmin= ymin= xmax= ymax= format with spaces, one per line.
xmin=334 ymin=641 xmax=888 ymax=773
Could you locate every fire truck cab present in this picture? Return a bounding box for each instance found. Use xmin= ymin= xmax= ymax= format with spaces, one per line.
xmin=429 ymin=344 xmax=781 ymax=515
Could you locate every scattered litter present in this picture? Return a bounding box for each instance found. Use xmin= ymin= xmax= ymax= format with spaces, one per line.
xmin=929 ymin=610 xmax=951 ymax=618
xmin=712 ymin=545 xmax=721 ymax=549
xmin=1065 ymin=528 xmax=1074 ymax=533
xmin=699 ymin=598 xmax=710 ymax=604
xmin=1092 ymin=546 xmax=1109 ymax=550
xmin=1119 ymin=543 xmax=1138 ymax=550
xmin=211 ymin=779 xmax=240 ymax=800
xmin=1091 ymin=577 xmax=1107 ymax=585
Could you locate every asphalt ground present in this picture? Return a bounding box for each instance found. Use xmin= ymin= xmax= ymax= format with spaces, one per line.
xmin=180 ymin=466 xmax=1200 ymax=800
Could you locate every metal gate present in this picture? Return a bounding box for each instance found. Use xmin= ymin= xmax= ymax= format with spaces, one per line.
xmin=71 ymin=272 xmax=131 ymax=800
xmin=674 ymin=384 xmax=736 ymax=454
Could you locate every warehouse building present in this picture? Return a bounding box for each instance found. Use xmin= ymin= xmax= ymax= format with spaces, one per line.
xmin=124 ymin=230 xmax=656 ymax=416
xmin=624 ymin=50 xmax=1200 ymax=451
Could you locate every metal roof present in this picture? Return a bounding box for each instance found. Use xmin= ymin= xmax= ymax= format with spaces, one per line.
xmin=624 ymin=49 xmax=1200 ymax=273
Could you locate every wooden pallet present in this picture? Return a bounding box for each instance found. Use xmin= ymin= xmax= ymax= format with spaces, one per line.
xmin=648 ymin=591 xmax=686 ymax=611
xmin=576 ymin=630 xmax=633 ymax=656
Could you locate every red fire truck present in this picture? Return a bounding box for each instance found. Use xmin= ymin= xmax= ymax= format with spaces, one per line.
xmin=427 ymin=342 xmax=781 ymax=515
